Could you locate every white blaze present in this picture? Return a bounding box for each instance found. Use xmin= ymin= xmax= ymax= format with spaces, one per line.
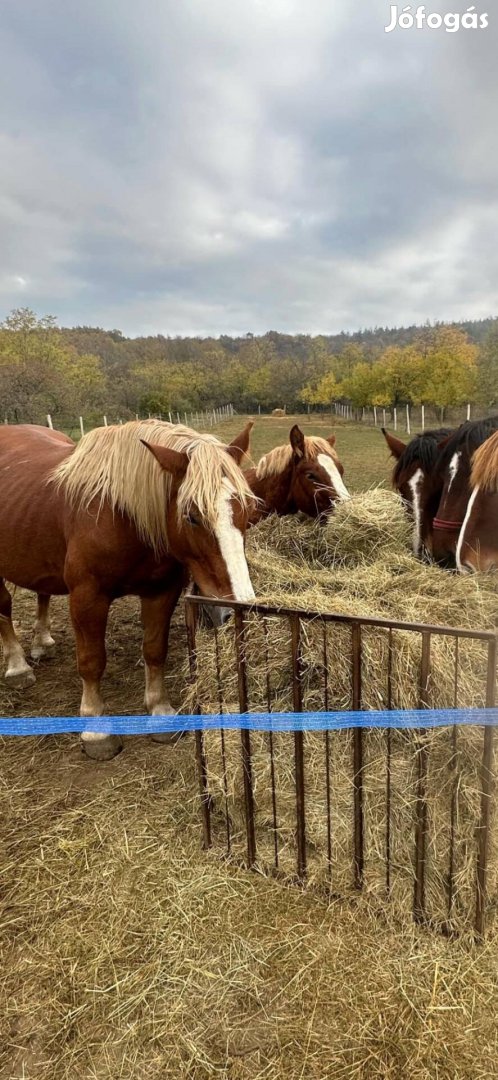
xmin=456 ymin=485 xmax=479 ymax=573
xmin=215 ymin=482 xmax=255 ymax=601
xmin=317 ymin=454 xmax=351 ymax=502
xmin=408 ymin=467 xmax=423 ymax=556
xmin=447 ymin=451 xmax=461 ymax=492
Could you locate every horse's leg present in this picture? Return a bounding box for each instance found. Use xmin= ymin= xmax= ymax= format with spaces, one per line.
xmin=140 ymin=583 xmax=183 ymax=744
xmin=0 ymin=579 xmax=36 ymax=688
xmin=31 ymin=594 xmax=56 ymax=660
xmin=69 ymin=583 xmax=122 ymax=761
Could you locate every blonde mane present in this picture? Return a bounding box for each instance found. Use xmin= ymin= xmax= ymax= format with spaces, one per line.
xmin=255 ymin=436 xmax=339 ymax=480
xmin=471 ymin=431 xmax=498 ymax=493
xmin=52 ymin=420 xmax=254 ymax=555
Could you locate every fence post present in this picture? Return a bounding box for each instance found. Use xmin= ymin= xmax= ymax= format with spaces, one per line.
xmin=421 ymin=405 xmax=425 ymax=431
xmin=382 ymin=408 xmax=386 ymax=428
xmin=406 ymin=404 xmax=411 ymax=435
xmin=352 ymin=623 xmax=364 ymax=890
xmin=46 ymin=414 xmax=53 ymax=429
xmin=413 ymin=632 xmax=431 ymax=924
xmin=467 ymin=403 xmax=471 ymax=421
xmin=394 ymin=408 xmax=397 ymax=431
xmin=103 ymin=415 xmax=108 ymax=427
xmin=475 ymin=634 xmax=497 ymax=940
xmin=79 ymin=416 xmax=85 ymax=437
xmin=373 ymin=406 xmax=377 ymax=426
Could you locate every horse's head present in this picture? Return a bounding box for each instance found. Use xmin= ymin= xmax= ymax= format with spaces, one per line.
xmin=457 ymin=431 xmax=498 ymax=574
xmin=383 ymin=427 xmax=452 ymax=558
xmin=141 ymin=427 xmax=256 ymax=625
xmin=287 ymin=425 xmax=349 ymax=519
xmin=431 ymin=420 xmax=498 ymax=567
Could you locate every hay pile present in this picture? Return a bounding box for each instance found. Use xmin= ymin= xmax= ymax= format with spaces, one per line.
xmin=182 ymin=491 xmax=498 ymax=931
xmin=2 ymin=734 xmax=498 ymax=1079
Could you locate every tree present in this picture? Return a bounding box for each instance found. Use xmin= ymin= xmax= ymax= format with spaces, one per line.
xmin=421 ymin=326 xmax=477 ymax=417
xmin=476 ymin=322 xmax=498 ymax=407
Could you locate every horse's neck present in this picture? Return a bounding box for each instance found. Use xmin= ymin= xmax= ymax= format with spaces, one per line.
xmin=245 ymin=465 xmax=295 ymax=521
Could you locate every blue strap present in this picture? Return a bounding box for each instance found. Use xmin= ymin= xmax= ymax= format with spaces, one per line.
xmin=0 ymin=708 xmax=497 ymax=736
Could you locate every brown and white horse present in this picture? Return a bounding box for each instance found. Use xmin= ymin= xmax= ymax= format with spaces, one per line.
xmin=246 ymin=424 xmax=350 ymax=523
xmin=382 ymin=427 xmax=454 ymax=556
xmin=456 ymin=430 xmax=498 ymax=573
xmin=0 ymin=420 xmax=256 ymax=759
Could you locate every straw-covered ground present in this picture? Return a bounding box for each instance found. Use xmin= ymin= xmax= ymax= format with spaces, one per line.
xmin=1 ymin=477 xmax=498 ymax=1077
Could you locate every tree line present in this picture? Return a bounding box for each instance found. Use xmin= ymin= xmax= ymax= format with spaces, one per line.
xmin=1 ymin=307 xmax=497 ymax=426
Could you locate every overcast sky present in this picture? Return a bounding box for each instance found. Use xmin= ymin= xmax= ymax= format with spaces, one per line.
xmin=0 ymin=0 xmax=496 ymax=336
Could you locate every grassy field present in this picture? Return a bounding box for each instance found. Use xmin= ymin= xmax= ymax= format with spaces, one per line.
xmin=210 ymin=413 xmax=393 ymax=492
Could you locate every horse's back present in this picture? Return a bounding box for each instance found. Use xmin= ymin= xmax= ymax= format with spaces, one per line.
xmin=0 ymin=424 xmax=74 ymax=452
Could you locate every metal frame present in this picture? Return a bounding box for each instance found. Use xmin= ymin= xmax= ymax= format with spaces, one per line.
xmin=185 ymin=595 xmax=498 ymax=940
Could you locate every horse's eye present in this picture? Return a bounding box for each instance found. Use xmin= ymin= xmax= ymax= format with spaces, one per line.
xmin=186 ymin=511 xmax=200 ymax=527
xmin=306 ymin=472 xmax=316 ymax=482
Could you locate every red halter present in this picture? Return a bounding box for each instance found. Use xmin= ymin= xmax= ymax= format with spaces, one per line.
xmin=432 ymin=517 xmax=464 ymax=531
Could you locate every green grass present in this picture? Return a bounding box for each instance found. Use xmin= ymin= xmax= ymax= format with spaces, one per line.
xmin=210 ymin=413 xmax=393 ymax=492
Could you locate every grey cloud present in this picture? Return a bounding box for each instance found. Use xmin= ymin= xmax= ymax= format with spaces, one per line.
xmin=0 ymin=0 xmax=496 ymax=334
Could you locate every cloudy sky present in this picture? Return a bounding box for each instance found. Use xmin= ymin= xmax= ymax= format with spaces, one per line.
xmin=0 ymin=0 xmax=496 ymax=336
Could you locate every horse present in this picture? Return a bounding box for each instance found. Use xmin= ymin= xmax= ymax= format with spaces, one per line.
xmin=429 ymin=417 xmax=498 ymax=566
xmin=4 ymin=426 xmax=76 ymax=661
xmin=456 ymin=430 xmax=498 ymax=573
xmin=245 ymin=424 xmax=350 ymax=523
xmin=382 ymin=426 xmax=454 ymax=556
xmin=0 ymin=420 xmax=256 ymax=760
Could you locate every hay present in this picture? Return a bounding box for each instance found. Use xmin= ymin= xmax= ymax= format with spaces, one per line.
xmin=182 ymin=490 xmax=498 ymax=932
xmin=1 ymin=490 xmax=498 ymax=1075
xmin=1 ymin=734 xmax=498 ymax=1079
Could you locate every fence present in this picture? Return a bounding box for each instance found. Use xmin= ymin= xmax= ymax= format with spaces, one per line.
xmin=333 ymin=402 xmax=477 ymax=432
xmin=184 ymin=594 xmax=498 ymax=940
xmin=3 ymin=405 xmax=235 ymax=436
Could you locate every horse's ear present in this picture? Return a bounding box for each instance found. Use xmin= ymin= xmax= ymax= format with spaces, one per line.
xmin=327 ymin=434 xmax=336 ymax=448
xmin=226 ymin=420 xmax=254 ymax=465
xmin=436 ymin=435 xmax=452 ymax=451
xmin=290 ymin=424 xmax=306 ymax=459
xmin=141 ymin=440 xmax=188 ymax=478
xmin=381 ymin=428 xmax=406 ymax=459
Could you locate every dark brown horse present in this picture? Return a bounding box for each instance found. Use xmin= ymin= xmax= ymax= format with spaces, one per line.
xmin=245 ymin=424 xmax=349 ymax=523
xmin=430 ymin=417 xmax=498 ymax=565
xmin=0 ymin=420 xmax=256 ymax=759
xmin=456 ymin=430 xmax=498 ymax=573
xmin=382 ymin=426 xmax=453 ymax=556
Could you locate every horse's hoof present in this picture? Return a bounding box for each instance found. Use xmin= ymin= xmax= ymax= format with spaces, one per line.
xmin=150 ymin=730 xmax=186 ymax=745
xmin=81 ymin=734 xmax=123 ymax=761
xmin=31 ymin=642 xmax=56 ymax=661
xmin=5 ymin=667 xmax=36 ymax=689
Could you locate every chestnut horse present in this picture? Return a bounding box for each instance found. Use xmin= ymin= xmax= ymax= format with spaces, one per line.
xmin=245 ymin=424 xmax=349 ymax=523
xmin=0 ymin=420 xmax=256 ymax=759
xmin=6 ymin=426 xmax=76 ymax=659
xmin=456 ymin=430 xmax=498 ymax=573
xmin=382 ymin=427 xmax=453 ymax=556
xmin=430 ymin=417 xmax=498 ymax=565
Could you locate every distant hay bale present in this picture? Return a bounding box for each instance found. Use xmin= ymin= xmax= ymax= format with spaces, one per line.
xmin=271 ymin=408 xmax=286 ymax=417
xmin=181 ymin=489 xmax=498 ymax=930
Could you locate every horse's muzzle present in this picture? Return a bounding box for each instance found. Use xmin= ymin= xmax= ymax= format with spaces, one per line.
xmin=201 ymin=603 xmax=233 ymax=628
xmin=190 ymin=584 xmax=234 ymax=628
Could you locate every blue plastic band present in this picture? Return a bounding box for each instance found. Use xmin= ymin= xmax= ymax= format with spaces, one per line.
xmin=0 ymin=708 xmax=497 ymax=736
